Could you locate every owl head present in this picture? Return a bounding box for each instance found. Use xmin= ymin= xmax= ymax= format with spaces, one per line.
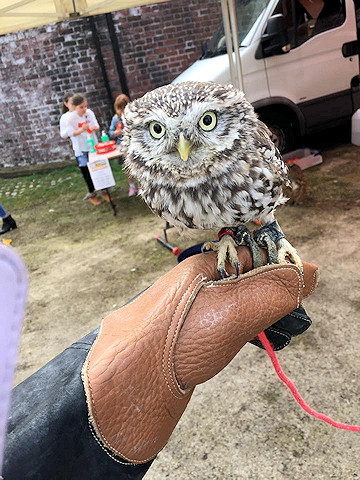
xmin=123 ymin=82 xmax=260 ymax=180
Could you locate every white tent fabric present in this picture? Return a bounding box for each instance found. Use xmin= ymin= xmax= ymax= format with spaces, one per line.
xmin=0 ymin=0 xmax=169 ymax=35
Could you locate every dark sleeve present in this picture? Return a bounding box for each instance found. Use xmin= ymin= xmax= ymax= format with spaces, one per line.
xmin=3 ymin=329 xmax=153 ymax=480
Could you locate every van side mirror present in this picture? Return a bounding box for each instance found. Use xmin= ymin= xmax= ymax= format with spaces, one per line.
xmin=261 ymin=14 xmax=290 ymax=57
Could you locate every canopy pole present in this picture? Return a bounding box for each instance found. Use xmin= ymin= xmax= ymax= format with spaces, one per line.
xmin=221 ymin=0 xmax=237 ymax=88
xmin=105 ymin=12 xmax=131 ymax=99
xmin=228 ymin=0 xmax=244 ymax=92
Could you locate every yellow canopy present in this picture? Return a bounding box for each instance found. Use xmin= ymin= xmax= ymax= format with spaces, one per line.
xmin=0 ymin=0 xmax=169 ymax=35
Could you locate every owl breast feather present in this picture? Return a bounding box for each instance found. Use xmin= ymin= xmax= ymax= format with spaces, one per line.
xmin=140 ymin=172 xmax=286 ymax=230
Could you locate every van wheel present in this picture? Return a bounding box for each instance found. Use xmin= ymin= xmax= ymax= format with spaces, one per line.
xmin=258 ymin=112 xmax=295 ymax=154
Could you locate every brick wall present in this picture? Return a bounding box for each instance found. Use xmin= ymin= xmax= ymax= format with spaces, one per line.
xmin=0 ymin=0 xmax=222 ymax=168
xmin=111 ymin=1 xmax=222 ymax=98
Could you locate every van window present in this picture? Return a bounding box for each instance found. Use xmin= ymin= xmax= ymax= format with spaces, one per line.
xmin=273 ymin=0 xmax=345 ymax=48
xmin=205 ymin=0 xmax=271 ymax=58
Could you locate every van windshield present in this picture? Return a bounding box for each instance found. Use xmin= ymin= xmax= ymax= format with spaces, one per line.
xmin=205 ymin=0 xmax=271 ymax=57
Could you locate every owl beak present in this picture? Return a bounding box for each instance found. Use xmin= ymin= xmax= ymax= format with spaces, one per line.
xmin=176 ymin=134 xmax=193 ymax=162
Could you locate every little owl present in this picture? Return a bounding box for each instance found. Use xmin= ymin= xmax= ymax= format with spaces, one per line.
xmin=123 ymin=81 xmax=301 ymax=276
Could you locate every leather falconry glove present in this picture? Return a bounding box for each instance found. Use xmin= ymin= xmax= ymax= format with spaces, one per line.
xmin=82 ymin=246 xmax=318 ymax=465
xmin=178 ymin=242 xmax=314 ymax=351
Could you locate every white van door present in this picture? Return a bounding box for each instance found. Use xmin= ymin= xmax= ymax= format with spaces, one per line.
xmin=263 ymin=0 xmax=358 ymax=129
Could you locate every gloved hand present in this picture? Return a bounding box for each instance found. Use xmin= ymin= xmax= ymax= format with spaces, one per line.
xmin=178 ymin=243 xmax=314 ymax=351
xmin=83 ymin=246 xmax=318 ymax=465
xmin=249 ymin=305 xmax=312 ymax=350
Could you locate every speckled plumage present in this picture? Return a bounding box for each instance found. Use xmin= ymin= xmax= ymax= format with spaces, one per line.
xmin=123 ymin=81 xmax=290 ymax=233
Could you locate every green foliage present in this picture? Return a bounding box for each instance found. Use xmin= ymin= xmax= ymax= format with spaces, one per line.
xmin=0 ymin=162 xmax=129 ymax=211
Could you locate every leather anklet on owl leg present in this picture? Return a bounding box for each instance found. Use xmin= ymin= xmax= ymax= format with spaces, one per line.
xmin=254 ymin=220 xmax=303 ymax=272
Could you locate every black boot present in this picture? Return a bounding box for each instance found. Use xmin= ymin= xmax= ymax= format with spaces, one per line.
xmin=0 ymin=215 xmax=17 ymax=234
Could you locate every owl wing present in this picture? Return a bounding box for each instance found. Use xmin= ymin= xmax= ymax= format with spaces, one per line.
xmin=255 ymin=120 xmax=290 ymax=186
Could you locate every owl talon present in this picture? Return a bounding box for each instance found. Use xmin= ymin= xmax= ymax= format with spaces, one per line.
xmin=202 ymin=235 xmax=239 ymax=278
xmin=234 ymin=261 xmax=240 ymax=278
xmin=219 ymin=268 xmax=226 ymax=279
xmin=254 ymin=221 xmax=302 ymax=272
xmin=277 ymin=238 xmax=303 ymax=273
xmin=201 ymin=241 xmax=216 ymax=253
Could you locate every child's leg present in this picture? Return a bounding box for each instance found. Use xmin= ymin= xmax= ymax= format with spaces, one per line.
xmin=77 ymin=153 xmax=100 ymax=206
xmin=77 ymin=152 xmax=95 ymax=193
xmin=79 ymin=167 xmax=100 ymax=206
xmin=117 ymin=156 xmax=137 ymax=196
xmin=79 ymin=166 xmax=95 ymax=193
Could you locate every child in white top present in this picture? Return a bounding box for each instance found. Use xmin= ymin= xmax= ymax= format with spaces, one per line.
xmin=66 ymin=94 xmax=103 ymax=206
xmin=59 ymin=92 xmax=75 ymax=139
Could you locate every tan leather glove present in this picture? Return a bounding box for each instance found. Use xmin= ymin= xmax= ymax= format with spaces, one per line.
xmin=82 ymin=247 xmax=318 ymax=464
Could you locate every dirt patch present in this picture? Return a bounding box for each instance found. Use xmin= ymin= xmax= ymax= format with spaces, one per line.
xmin=4 ymin=136 xmax=360 ymax=479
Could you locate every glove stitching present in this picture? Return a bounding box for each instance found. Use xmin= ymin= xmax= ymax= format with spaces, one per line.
xmin=162 ymin=273 xmax=206 ymax=398
xmin=87 ymin=418 xmax=135 ymax=465
xmin=205 ymin=266 xmax=302 ymax=307
xmin=288 ymin=312 xmax=311 ymax=322
xmin=266 ymin=327 xmax=291 ymax=350
xmin=167 ymin=275 xmax=206 ymax=395
xmin=84 ymin=339 xmax=167 ymax=464
xmin=303 ymin=270 xmax=319 ymax=299
xmin=288 ymin=312 xmax=305 ymax=320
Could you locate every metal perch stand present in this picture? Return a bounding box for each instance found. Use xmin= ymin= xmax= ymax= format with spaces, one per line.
xmin=156 ymin=221 xmax=180 ymax=255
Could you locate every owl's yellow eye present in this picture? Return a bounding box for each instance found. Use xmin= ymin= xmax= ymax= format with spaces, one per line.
xmin=149 ymin=121 xmax=166 ymax=139
xmin=198 ymin=111 xmax=217 ymax=131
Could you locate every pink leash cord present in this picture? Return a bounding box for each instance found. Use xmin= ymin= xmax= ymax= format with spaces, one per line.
xmin=257 ymin=331 xmax=360 ymax=432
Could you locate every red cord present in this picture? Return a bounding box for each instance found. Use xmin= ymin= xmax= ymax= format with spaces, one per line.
xmin=257 ymin=331 xmax=360 ymax=432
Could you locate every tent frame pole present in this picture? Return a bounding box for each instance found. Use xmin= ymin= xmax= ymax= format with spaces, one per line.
xmin=220 ymin=0 xmax=244 ymax=91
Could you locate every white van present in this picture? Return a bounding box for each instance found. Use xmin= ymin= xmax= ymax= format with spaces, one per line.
xmin=173 ymin=0 xmax=360 ymax=152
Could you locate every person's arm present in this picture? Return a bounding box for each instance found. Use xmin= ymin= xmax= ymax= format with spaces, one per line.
xmin=87 ymin=109 xmax=99 ymax=132
xmin=67 ymin=114 xmax=88 ymax=137
xmin=2 ymin=246 xmax=318 ymax=479
xmin=72 ymin=125 xmax=89 ymax=137
xmin=108 ymin=116 xmax=118 ymax=139
xmin=116 ymin=116 xmax=124 ymax=137
xmin=59 ymin=114 xmax=69 ymax=139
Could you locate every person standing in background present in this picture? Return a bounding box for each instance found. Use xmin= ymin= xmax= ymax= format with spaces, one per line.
xmin=109 ymin=94 xmax=137 ymax=197
xmin=67 ymin=94 xmax=110 ymax=206
xmin=0 ymin=204 xmax=17 ymax=235
xmin=59 ymin=92 xmax=75 ymax=140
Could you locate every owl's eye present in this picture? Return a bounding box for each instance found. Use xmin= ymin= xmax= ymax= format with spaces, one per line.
xmin=149 ymin=121 xmax=166 ymax=139
xmin=198 ymin=111 xmax=217 ymax=131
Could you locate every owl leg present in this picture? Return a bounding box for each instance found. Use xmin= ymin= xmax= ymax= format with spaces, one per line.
xmin=254 ymin=219 xmax=303 ymax=272
xmin=233 ymin=226 xmax=263 ymax=269
xmin=202 ymin=232 xmax=239 ymax=278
